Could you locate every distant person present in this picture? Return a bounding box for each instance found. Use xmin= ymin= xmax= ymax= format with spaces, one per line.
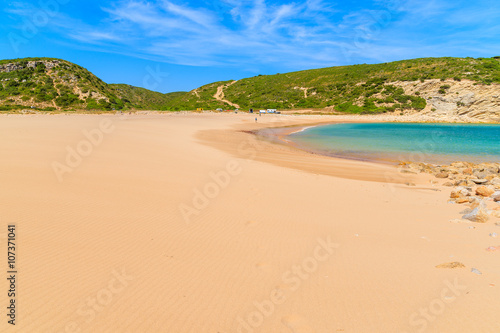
xmin=255 ymin=117 xmax=257 ymax=122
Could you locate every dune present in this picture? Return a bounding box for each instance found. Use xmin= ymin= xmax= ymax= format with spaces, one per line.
xmin=0 ymin=112 xmax=499 ymax=332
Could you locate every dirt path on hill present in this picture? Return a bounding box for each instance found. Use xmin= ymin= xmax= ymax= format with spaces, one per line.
xmin=214 ymin=80 xmax=240 ymax=109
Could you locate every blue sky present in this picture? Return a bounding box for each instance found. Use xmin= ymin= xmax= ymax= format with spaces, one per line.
xmin=1 ymin=0 xmax=499 ymax=93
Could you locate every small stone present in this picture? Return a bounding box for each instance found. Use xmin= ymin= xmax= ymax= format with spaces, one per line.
xmin=474 ymin=172 xmax=488 ymax=179
xmin=465 ymin=180 xmax=476 ymax=187
xmin=469 ymin=196 xmax=481 ymax=204
xmin=435 ymin=172 xmax=449 ymax=179
xmin=470 ymin=199 xmax=482 ymax=208
xmin=486 ymin=174 xmax=497 ymax=181
xmin=443 ymin=182 xmax=454 ymax=186
xmin=400 ymin=169 xmax=417 ymax=174
xmin=472 ymin=179 xmax=488 ymax=184
xmin=476 ymin=186 xmax=495 ymax=197
xmin=463 ymin=168 xmax=473 ymax=175
xmin=451 ymin=162 xmax=466 ymax=168
xmin=462 ymin=201 xmax=489 ymax=223
xmin=471 ymin=268 xmax=482 ymax=275
xmin=436 ymin=262 xmax=466 ymax=269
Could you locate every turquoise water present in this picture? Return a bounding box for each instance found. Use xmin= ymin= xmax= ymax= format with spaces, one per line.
xmin=288 ymin=123 xmax=500 ymax=163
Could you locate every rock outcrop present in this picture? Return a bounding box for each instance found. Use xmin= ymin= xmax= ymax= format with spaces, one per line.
xmin=401 ymin=161 xmax=500 ymax=223
xmin=393 ymin=79 xmax=500 ymax=122
xmin=0 ymin=60 xmax=61 ymax=73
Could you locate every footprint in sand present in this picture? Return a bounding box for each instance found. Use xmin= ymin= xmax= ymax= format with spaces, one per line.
xmin=281 ymin=315 xmax=315 ymax=333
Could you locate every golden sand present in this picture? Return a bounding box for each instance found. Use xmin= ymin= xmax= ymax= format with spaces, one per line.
xmin=0 ymin=112 xmax=499 ymax=332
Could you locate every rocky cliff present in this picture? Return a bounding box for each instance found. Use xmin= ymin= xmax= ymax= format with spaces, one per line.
xmin=394 ymin=80 xmax=500 ymax=121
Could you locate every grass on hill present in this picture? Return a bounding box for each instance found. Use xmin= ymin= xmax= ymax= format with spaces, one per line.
xmin=0 ymin=58 xmax=127 ymax=111
xmin=1 ymin=56 xmax=499 ymax=113
xmin=224 ymin=57 xmax=500 ymax=113
xmin=109 ymin=84 xmax=186 ymax=110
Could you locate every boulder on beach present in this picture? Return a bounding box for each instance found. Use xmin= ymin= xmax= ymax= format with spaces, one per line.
xmin=451 ymin=162 xmax=467 ymax=169
xmin=462 ymin=201 xmax=489 ymax=223
xmin=435 ymin=172 xmax=449 ymax=178
xmin=476 ymin=186 xmax=495 ymax=197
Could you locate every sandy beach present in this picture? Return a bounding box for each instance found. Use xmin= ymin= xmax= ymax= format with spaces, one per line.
xmin=1 ymin=112 xmax=499 ymax=333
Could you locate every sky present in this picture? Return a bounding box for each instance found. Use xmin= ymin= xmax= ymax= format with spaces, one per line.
xmin=1 ymin=0 xmax=499 ymax=93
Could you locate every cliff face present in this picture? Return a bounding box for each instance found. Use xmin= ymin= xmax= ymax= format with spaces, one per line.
xmin=393 ymin=80 xmax=500 ymax=121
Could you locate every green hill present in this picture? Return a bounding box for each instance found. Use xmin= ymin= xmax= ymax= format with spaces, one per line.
xmin=109 ymin=84 xmax=186 ymax=110
xmin=0 ymin=58 xmax=128 ymax=111
xmin=133 ymin=80 xmax=234 ymax=111
xmin=224 ymin=57 xmax=500 ymax=113
xmin=1 ymin=56 xmax=499 ymax=113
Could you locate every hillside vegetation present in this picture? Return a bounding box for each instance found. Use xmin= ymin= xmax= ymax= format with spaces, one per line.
xmin=0 ymin=56 xmax=499 ymax=114
xmin=224 ymin=57 xmax=500 ymax=113
xmin=110 ymin=84 xmax=185 ymax=110
xmin=0 ymin=58 xmax=126 ymax=111
xmin=149 ymin=80 xmax=234 ymax=111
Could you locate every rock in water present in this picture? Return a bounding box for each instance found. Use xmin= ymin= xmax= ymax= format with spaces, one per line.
xmin=462 ymin=202 xmax=489 ymax=223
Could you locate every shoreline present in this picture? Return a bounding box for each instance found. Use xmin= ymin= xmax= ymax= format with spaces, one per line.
xmin=252 ymin=121 xmax=404 ymax=166
xmin=197 ymin=114 xmax=432 ymax=185
xmin=252 ymin=119 xmax=500 ymax=166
